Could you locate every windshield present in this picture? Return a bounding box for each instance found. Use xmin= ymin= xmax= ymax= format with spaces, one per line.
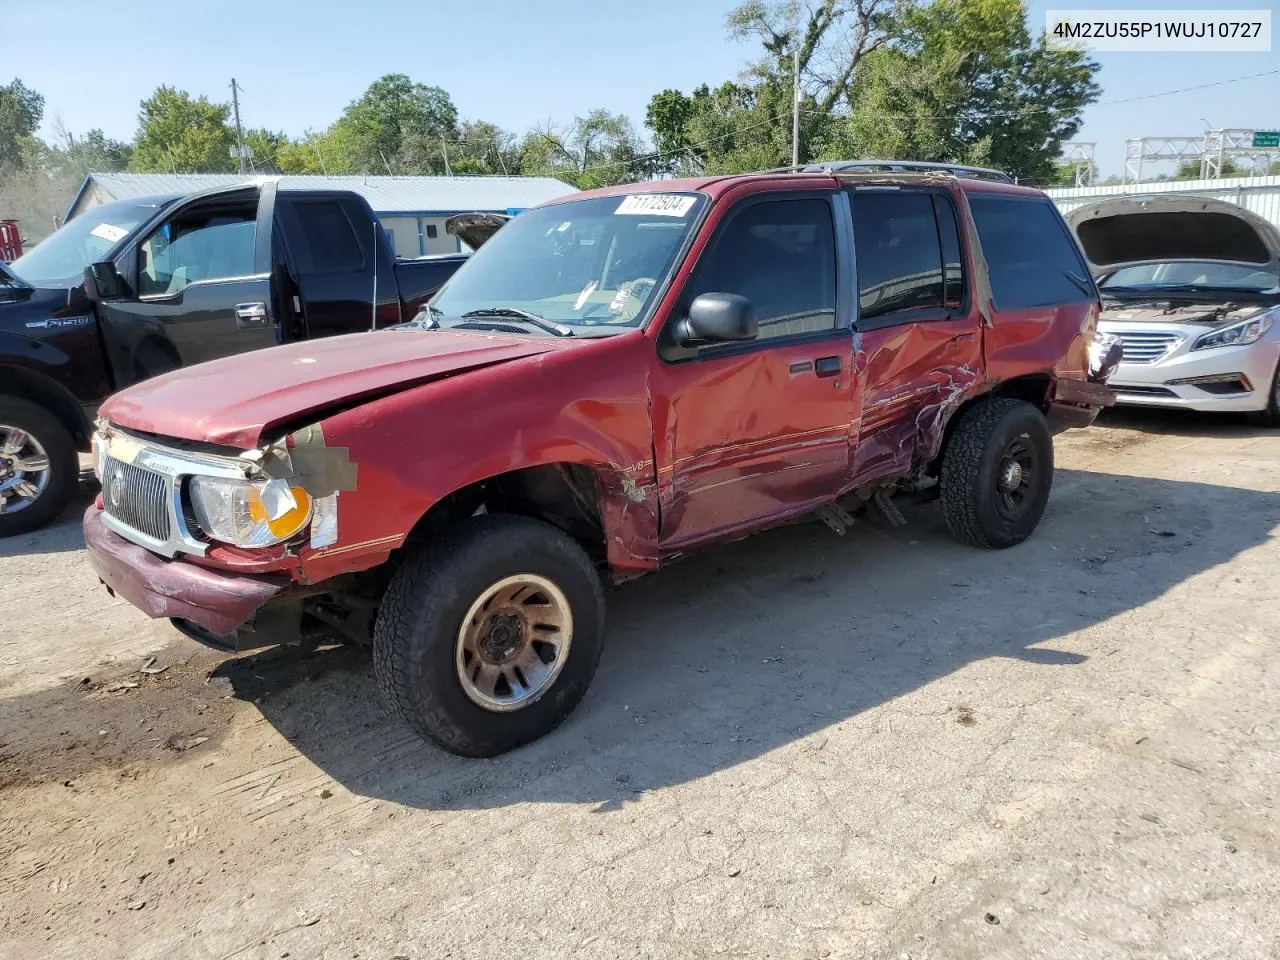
xmin=427 ymin=193 xmax=706 ymax=333
xmin=1100 ymin=261 xmax=1280 ymax=293
xmin=9 ymin=198 xmax=171 ymax=289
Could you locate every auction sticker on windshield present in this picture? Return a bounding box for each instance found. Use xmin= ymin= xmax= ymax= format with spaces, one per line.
xmin=89 ymin=223 xmax=130 ymax=243
xmin=615 ymin=195 xmax=696 ymax=217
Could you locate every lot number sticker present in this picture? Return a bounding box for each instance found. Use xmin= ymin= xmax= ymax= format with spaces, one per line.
xmin=90 ymin=223 xmax=130 ymax=243
xmin=615 ymin=194 xmax=695 ymax=217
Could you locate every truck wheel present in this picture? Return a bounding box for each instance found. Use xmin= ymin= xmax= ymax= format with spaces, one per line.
xmin=0 ymin=396 xmax=79 ymax=538
xmin=373 ymin=514 xmax=605 ymax=757
xmin=939 ymin=397 xmax=1053 ymax=549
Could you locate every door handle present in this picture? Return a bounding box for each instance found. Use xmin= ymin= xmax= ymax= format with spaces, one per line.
xmin=814 ymin=356 xmax=842 ymax=378
xmin=235 ymin=302 xmax=268 ymax=329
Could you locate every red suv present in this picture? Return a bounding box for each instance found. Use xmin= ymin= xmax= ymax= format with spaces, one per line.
xmin=84 ymin=162 xmax=1116 ymax=756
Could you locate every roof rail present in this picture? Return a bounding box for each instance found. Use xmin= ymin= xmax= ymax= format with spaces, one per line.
xmin=803 ymin=160 xmax=1015 ymax=184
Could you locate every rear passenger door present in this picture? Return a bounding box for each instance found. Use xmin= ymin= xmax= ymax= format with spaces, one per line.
xmin=846 ymin=186 xmax=982 ymax=483
xmin=274 ymin=193 xmax=395 ymax=341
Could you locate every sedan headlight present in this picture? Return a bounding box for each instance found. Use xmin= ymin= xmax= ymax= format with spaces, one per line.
xmin=188 ymin=476 xmax=313 ymax=548
xmin=1192 ymin=313 xmax=1274 ymax=351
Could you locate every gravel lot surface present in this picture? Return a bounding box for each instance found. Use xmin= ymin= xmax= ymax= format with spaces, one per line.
xmin=2 ymin=410 xmax=1277 ymax=960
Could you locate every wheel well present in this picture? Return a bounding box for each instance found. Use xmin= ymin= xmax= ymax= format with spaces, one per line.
xmin=405 ymin=464 xmax=608 ymax=562
xmin=0 ymin=364 xmax=91 ymax=447
xmin=928 ymin=374 xmax=1052 ymax=476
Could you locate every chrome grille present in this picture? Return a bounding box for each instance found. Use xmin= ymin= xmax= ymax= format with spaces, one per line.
xmin=101 ymin=456 xmax=171 ymax=542
xmin=1112 ymin=330 xmax=1183 ymax=364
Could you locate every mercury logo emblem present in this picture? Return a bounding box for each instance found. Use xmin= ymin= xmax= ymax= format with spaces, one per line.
xmin=108 ymin=466 xmax=126 ymax=509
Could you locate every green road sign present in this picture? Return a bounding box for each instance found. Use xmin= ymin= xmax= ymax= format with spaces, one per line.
xmin=1252 ymin=132 xmax=1280 ymax=148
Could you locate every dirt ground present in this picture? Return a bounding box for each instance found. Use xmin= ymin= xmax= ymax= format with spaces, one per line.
xmin=2 ymin=409 xmax=1278 ymax=960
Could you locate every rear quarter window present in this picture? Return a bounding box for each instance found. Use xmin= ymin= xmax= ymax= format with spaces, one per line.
xmin=968 ymin=195 xmax=1093 ymax=310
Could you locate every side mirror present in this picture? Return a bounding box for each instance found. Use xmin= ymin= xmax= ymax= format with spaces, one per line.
xmin=673 ymin=292 xmax=757 ymax=346
xmin=83 ymin=260 xmax=126 ymax=301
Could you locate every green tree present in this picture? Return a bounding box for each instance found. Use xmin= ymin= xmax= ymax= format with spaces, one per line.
xmin=130 ymin=86 xmax=236 ymax=173
xmin=0 ymin=78 xmax=45 ymax=173
xmin=331 ymin=74 xmax=459 ymax=174
xmin=1175 ymin=158 xmax=1242 ymax=180
xmin=823 ymin=0 xmax=1100 ymax=183
xmin=646 ymin=0 xmax=898 ymax=173
xmin=449 ymin=120 xmax=523 ymax=175
xmin=242 ymin=128 xmax=290 ymax=172
xmin=521 ymin=110 xmax=650 ymax=188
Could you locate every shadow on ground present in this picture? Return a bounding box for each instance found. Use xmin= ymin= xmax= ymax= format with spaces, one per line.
xmin=1097 ymin=405 xmax=1274 ymax=439
xmin=195 ymin=466 xmax=1280 ymax=811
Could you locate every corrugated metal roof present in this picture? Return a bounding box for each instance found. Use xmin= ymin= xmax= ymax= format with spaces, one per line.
xmin=82 ymin=172 xmax=577 ymax=214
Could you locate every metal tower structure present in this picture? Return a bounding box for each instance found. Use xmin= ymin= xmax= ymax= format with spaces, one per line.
xmin=1123 ymin=129 xmax=1280 ymax=183
xmin=1060 ymin=142 xmax=1096 ymax=186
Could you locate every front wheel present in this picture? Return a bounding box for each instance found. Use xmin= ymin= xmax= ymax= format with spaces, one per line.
xmin=939 ymin=397 xmax=1054 ymax=549
xmin=373 ymin=514 xmax=605 ymax=757
xmin=0 ymin=396 xmax=79 ymax=538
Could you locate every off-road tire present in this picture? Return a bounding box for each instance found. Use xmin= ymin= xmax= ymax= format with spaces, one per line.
xmin=373 ymin=514 xmax=605 ymax=757
xmin=0 ymin=396 xmax=78 ymax=538
xmin=1245 ymin=360 xmax=1280 ymax=427
xmin=939 ymin=397 xmax=1053 ymax=549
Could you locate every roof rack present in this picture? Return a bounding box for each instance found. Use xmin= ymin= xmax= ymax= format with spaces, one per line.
xmin=806 ymin=160 xmax=1015 ymax=184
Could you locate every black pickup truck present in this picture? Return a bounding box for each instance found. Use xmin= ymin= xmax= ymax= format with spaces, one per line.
xmin=0 ymin=181 xmax=467 ymax=536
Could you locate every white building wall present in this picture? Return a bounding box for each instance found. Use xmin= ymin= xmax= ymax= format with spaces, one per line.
xmin=1044 ymin=175 xmax=1280 ymax=227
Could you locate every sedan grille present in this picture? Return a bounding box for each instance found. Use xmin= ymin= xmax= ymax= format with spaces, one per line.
xmin=101 ymin=456 xmax=171 ymax=542
xmin=1112 ymin=331 xmax=1183 ymax=364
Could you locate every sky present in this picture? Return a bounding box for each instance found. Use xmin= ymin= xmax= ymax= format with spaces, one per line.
xmin=4 ymin=0 xmax=1279 ymax=179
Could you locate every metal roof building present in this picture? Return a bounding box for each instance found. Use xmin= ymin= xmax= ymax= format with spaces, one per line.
xmin=67 ymin=172 xmax=578 ymax=256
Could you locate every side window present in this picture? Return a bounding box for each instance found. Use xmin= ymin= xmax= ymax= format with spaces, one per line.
xmin=138 ymin=205 xmax=256 ymax=298
xmin=969 ymin=196 xmax=1092 ymax=310
xmin=688 ymin=197 xmax=837 ymax=341
xmin=933 ymin=194 xmax=966 ymax=308
xmin=279 ymin=201 xmax=365 ymax=274
xmin=850 ymin=191 xmax=944 ymax=323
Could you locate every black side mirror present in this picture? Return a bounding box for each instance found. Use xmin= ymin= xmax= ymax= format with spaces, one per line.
xmin=84 ymin=260 xmax=126 ymax=301
xmin=673 ymin=292 xmax=757 ymax=346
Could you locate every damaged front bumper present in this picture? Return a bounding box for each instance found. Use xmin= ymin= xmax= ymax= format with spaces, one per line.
xmin=1046 ymin=377 xmax=1116 ymax=434
xmin=84 ymin=503 xmax=290 ymax=643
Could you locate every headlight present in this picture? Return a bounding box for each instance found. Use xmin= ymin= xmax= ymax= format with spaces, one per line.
xmin=188 ymin=476 xmax=312 ymax=547
xmin=1192 ymin=313 xmax=1274 ymax=351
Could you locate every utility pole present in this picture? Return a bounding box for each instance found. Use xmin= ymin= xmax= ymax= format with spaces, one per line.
xmin=230 ymin=78 xmax=248 ymax=174
xmin=791 ymin=1 xmax=801 ymax=168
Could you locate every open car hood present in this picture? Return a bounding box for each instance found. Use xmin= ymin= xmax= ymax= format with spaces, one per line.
xmin=99 ymin=329 xmax=561 ymax=449
xmin=445 ymin=212 xmax=510 ymax=250
xmin=1065 ymin=194 xmax=1280 ymax=278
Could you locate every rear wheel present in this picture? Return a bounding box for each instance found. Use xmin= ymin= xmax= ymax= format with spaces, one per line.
xmin=939 ymin=397 xmax=1053 ymax=549
xmin=0 ymin=396 xmax=78 ymax=538
xmin=373 ymin=514 xmax=605 ymax=757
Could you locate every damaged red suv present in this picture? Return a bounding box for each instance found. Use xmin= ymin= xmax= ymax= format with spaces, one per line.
xmin=85 ymin=162 xmax=1117 ymax=756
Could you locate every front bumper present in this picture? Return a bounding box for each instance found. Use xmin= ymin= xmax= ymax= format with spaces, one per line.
xmin=1099 ymin=325 xmax=1280 ymax=413
xmin=84 ymin=504 xmax=288 ymax=638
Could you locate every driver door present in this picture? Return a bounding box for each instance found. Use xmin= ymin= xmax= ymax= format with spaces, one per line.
xmin=649 ymin=191 xmax=857 ymax=551
xmin=97 ymin=184 xmax=279 ymax=387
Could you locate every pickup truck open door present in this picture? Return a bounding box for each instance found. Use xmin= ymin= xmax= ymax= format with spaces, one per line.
xmin=91 ymin=182 xmax=281 ymax=387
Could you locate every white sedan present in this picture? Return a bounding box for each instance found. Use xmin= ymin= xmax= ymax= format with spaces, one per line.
xmin=1066 ymin=195 xmax=1280 ymax=425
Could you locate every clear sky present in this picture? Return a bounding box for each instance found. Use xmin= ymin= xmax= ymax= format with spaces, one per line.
xmin=4 ymin=0 xmax=1278 ymax=179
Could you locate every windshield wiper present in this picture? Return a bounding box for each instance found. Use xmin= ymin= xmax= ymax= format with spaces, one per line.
xmin=461 ymin=306 xmax=575 ymax=337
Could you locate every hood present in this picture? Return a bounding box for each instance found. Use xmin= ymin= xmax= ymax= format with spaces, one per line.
xmin=1065 ymin=194 xmax=1280 ymax=277
xmin=100 ymin=329 xmax=562 ymax=449
xmin=445 ymin=212 xmax=510 ymax=250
